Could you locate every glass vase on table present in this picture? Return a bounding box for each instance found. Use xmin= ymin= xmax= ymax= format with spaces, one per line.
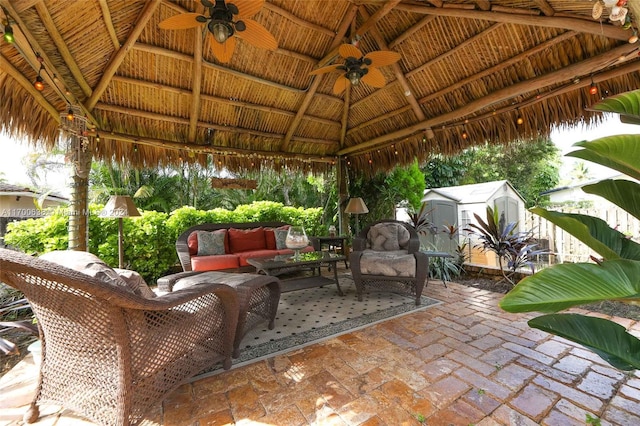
xmin=285 ymin=226 xmax=309 ymax=261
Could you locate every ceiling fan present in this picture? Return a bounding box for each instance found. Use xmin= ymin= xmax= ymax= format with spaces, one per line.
xmin=309 ymin=44 xmax=401 ymax=94
xmin=158 ymin=0 xmax=277 ymax=63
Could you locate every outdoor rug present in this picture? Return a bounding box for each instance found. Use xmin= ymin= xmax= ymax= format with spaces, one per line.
xmin=227 ymin=273 xmax=442 ymax=370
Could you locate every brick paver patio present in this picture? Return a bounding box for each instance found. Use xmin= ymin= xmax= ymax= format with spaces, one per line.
xmin=2 ymin=280 xmax=640 ymax=425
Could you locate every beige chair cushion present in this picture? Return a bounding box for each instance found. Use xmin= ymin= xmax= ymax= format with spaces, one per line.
xmin=367 ymin=223 xmax=411 ymax=251
xmin=359 ymin=250 xmax=416 ymax=277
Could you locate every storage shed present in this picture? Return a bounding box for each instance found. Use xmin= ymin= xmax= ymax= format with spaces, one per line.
xmin=420 ymin=180 xmax=526 ymax=266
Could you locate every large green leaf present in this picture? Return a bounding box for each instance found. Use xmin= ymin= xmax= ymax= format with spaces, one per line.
xmin=590 ymin=89 xmax=640 ymax=120
xmin=582 ymin=179 xmax=640 ymax=222
xmin=530 ymin=207 xmax=640 ymax=260
xmin=500 ymin=259 xmax=640 ymax=313
xmin=566 ymin=136 xmax=640 ymax=181
xmin=528 ymin=314 xmax=640 ymax=371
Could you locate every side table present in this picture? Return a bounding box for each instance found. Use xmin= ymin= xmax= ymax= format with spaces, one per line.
xmin=311 ymin=236 xmax=349 ymax=269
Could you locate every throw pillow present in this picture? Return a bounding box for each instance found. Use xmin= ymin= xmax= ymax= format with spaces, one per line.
xmin=228 ymin=227 xmax=266 ymax=253
xmin=196 ymin=230 xmax=227 ymax=256
xmin=114 ymin=268 xmax=157 ymax=298
xmin=264 ymin=228 xmax=276 ymax=250
xmin=368 ymin=223 xmax=401 ymax=251
xmin=39 ymin=250 xmax=137 ymax=295
xmin=274 ymin=229 xmax=289 ymax=249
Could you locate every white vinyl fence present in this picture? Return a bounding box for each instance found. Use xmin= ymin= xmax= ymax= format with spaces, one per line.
xmin=525 ymin=206 xmax=640 ymax=265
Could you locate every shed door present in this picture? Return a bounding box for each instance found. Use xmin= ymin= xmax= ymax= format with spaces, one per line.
xmin=494 ymin=196 xmax=520 ymax=232
xmin=422 ymin=199 xmax=457 ymax=252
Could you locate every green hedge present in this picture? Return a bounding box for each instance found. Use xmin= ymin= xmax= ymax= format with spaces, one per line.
xmin=4 ymin=201 xmax=323 ymax=284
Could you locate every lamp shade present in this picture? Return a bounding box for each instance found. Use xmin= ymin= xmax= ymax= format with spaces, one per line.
xmin=99 ymin=195 xmax=141 ymax=218
xmin=344 ymin=197 xmax=369 ymax=214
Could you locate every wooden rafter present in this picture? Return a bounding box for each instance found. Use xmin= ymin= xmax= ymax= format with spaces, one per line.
xmin=188 ymin=2 xmax=204 ymax=144
xmin=113 ymin=75 xmax=340 ymax=128
xmin=279 ymin=5 xmax=358 ymax=151
xmin=96 ymin=103 xmax=337 ymax=146
xmin=358 ymin=5 xmax=424 ymax=121
xmin=263 ymin=2 xmax=335 ymax=38
xmin=94 ymin=130 xmax=336 ymax=164
xmin=98 ymin=0 xmax=120 ymax=50
xmin=475 ymin=1 xmax=491 ymax=11
xmin=388 ymin=15 xmax=436 ymax=49
xmin=534 ymin=0 xmax=556 ymax=16
xmin=340 ymin=85 xmax=351 ymax=149
xmin=337 ymin=43 xmax=639 ymax=156
xmin=396 ymin=2 xmax=629 ymax=41
xmin=34 ymin=2 xmax=92 ymax=97
xmin=85 ymin=0 xmax=160 ymax=110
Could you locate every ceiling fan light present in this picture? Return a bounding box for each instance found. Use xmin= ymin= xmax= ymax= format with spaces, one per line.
xmin=3 ymin=23 xmax=14 ymax=44
xmin=212 ymin=22 xmax=231 ymax=43
xmin=347 ymin=70 xmax=360 ymax=86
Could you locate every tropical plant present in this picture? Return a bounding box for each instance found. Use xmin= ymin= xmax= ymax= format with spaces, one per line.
xmin=0 ymin=286 xmax=37 ymax=356
xmin=500 ymin=89 xmax=640 ymax=370
xmin=465 ymin=206 xmax=545 ymax=286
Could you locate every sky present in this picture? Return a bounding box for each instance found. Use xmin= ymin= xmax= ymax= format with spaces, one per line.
xmin=1 ymin=113 xmax=639 ymax=198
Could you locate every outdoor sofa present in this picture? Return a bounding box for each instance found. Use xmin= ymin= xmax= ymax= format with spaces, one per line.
xmin=176 ymin=221 xmax=314 ymax=272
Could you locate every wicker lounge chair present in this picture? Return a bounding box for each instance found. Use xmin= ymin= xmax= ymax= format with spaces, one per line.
xmin=0 ymin=248 xmax=239 ymax=426
xmin=349 ymin=220 xmax=429 ymax=305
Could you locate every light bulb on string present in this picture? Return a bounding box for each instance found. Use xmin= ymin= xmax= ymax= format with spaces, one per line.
xmin=66 ymin=107 xmax=74 ymax=121
xmin=516 ymin=109 xmax=524 ymax=125
xmin=589 ymin=78 xmax=598 ymax=95
xmin=461 ymin=128 xmax=468 ymax=140
xmin=2 ymin=21 xmax=14 ymax=44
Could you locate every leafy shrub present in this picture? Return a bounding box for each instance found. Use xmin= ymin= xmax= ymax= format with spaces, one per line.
xmin=5 ymin=201 xmax=324 ymax=283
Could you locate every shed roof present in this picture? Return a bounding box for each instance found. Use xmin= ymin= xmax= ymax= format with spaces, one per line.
xmin=0 ymin=182 xmax=68 ymax=202
xmin=1 ymin=1 xmax=639 ymax=177
xmin=422 ymin=179 xmax=523 ymax=204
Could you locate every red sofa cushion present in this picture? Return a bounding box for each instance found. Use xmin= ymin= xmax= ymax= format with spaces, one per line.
xmin=191 ymin=254 xmax=239 ymax=272
xmin=264 ymin=225 xmax=290 ymax=250
xmin=228 ymin=227 xmax=266 ymax=253
xmin=236 ymin=250 xmax=279 ymax=267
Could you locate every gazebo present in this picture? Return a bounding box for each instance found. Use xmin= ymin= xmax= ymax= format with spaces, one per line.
xmin=1 ymin=0 xmax=639 ymax=249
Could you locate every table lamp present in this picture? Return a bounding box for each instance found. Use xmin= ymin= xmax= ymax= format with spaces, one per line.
xmin=99 ymin=195 xmax=141 ymax=268
xmin=344 ymin=197 xmax=369 ymax=235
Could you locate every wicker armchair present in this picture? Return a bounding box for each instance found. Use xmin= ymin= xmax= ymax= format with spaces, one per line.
xmin=349 ymin=220 xmax=429 ymax=305
xmin=0 ymin=248 xmax=239 ymax=426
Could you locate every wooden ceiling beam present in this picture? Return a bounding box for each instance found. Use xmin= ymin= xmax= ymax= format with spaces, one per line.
xmin=187 ymin=25 xmax=203 ymax=144
xmin=280 ymin=4 xmax=358 ymax=151
xmin=263 ymin=2 xmax=335 ymax=38
xmin=85 ymin=0 xmax=160 ymax=110
xmin=407 ymin=22 xmax=505 ymax=79
xmin=34 ymin=1 xmax=92 ymax=97
xmin=95 ymin=103 xmax=337 ymax=147
xmin=337 ymin=43 xmax=639 ymax=156
xmin=417 ymin=30 xmax=577 ymax=106
xmin=96 ymin=131 xmax=336 ymax=164
xmin=533 ymin=0 xmax=555 ymax=16
xmin=98 ymin=0 xmax=120 ymax=50
xmin=0 ymin=54 xmax=60 ymax=121
xmin=111 ymin=75 xmax=339 ymax=127
xmin=340 ymin=85 xmax=351 ymax=149
xmin=474 ymin=1 xmax=491 ymax=11
xmin=353 ymin=0 xmax=402 ymax=38
xmin=396 ymin=2 xmax=630 ymax=41
xmin=388 ymin=15 xmax=435 ymax=49
xmin=359 ymin=6 xmax=424 ymax=121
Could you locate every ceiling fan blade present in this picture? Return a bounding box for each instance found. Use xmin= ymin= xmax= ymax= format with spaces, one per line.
xmin=309 ymin=64 xmax=341 ymax=75
xmin=333 ymin=77 xmax=349 ymax=95
xmin=232 ymin=0 xmax=264 ymax=18
xmin=361 ymin=67 xmax=386 ymax=88
xmin=236 ymin=19 xmax=277 ymax=50
xmin=339 ymin=44 xmax=363 ymax=59
xmin=159 ymin=13 xmax=203 ymax=30
xmin=364 ymin=50 xmax=401 ymax=67
xmin=209 ymin=33 xmax=236 ymax=63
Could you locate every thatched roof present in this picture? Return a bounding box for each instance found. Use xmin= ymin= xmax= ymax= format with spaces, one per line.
xmin=1 ymin=0 xmax=639 ymax=177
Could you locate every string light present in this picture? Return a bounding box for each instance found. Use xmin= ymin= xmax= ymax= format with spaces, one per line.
xmin=589 ymin=78 xmax=598 ymax=95
xmin=33 ymin=54 xmax=45 ymax=91
xmin=461 ymin=128 xmax=468 ymax=139
xmin=66 ymin=107 xmax=74 ymax=121
xmin=516 ymin=108 xmax=524 ymax=125
xmin=2 ymin=14 xmax=14 ymax=44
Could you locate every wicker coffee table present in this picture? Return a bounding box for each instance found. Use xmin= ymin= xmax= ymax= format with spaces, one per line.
xmin=247 ymin=252 xmax=345 ymax=295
